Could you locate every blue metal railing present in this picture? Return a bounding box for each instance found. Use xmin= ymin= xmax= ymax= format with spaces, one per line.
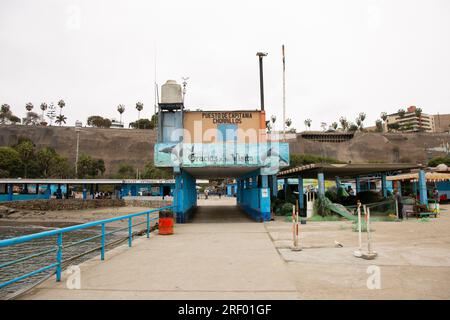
xmin=0 ymin=205 xmax=173 ymax=290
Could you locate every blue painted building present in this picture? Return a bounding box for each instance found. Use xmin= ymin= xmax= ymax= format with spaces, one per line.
xmin=155 ymin=80 xmax=289 ymax=223
xmin=0 ymin=179 xmax=175 ymax=202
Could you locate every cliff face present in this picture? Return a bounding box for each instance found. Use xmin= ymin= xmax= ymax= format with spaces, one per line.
xmin=0 ymin=125 xmax=156 ymax=175
xmin=290 ymin=131 xmax=450 ymax=164
xmin=1 ymin=125 xmax=449 ymax=175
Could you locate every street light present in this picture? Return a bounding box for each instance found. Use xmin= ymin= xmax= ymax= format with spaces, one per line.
xmin=75 ymin=120 xmax=82 ymax=176
xmin=256 ymin=52 xmax=268 ymax=111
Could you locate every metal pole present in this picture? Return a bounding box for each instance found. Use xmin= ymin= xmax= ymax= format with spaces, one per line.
xmin=367 ymin=207 xmax=372 ymax=254
xmin=282 ymin=45 xmax=286 ymax=141
xmin=146 ymin=212 xmax=150 ymax=238
xmin=357 ymin=203 xmax=362 ymax=250
xmin=101 ymin=223 xmax=105 ymax=260
xmin=292 ymin=205 xmax=296 ymax=247
xmin=75 ymin=130 xmax=80 ymax=176
xmin=128 ymin=217 xmax=132 ymax=247
xmin=395 ymin=198 xmax=399 ymax=220
xmin=259 ymin=56 xmax=264 ymax=111
xmin=256 ymin=52 xmax=267 ymax=111
xmin=56 ymin=233 xmax=62 ymax=282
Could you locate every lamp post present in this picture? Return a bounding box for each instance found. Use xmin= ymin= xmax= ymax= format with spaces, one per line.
xmin=256 ymin=52 xmax=268 ymax=111
xmin=75 ymin=120 xmax=82 ymax=176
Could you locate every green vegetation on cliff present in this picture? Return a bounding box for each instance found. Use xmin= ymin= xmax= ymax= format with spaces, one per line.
xmin=0 ymin=137 xmax=73 ymax=178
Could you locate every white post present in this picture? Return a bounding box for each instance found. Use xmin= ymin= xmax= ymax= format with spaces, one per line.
xmin=357 ymin=203 xmax=362 ymax=250
xmin=367 ymin=207 xmax=372 ymax=254
xmin=395 ymin=198 xmax=399 ymax=219
xmin=296 ymin=200 xmax=299 ymax=247
xmin=292 ymin=205 xmax=296 ymax=247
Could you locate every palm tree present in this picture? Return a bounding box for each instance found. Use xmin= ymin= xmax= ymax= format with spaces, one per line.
xmin=357 ymin=112 xmax=366 ymax=131
xmin=26 ymin=102 xmax=33 ymax=112
xmin=55 ymin=114 xmax=67 ymax=126
xmin=339 ymin=117 xmax=348 ymax=131
xmin=304 ymin=119 xmax=312 ymax=130
xmin=135 ymin=102 xmax=144 ymax=128
xmin=23 ymin=112 xmax=40 ymax=125
xmin=46 ymin=103 xmax=56 ymax=126
xmin=359 ymin=112 xmax=366 ymax=122
xmin=380 ymin=112 xmax=388 ymax=132
xmin=285 ymin=118 xmax=292 ymax=128
xmin=331 ymin=122 xmax=338 ymax=130
xmin=117 ymin=104 xmax=125 ymax=124
xmin=57 ymin=100 xmax=65 ymax=126
xmin=415 ymin=107 xmax=423 ymax=131
xmin=40 ymin=102 xmax=48 ymax=122
xmin=375 ymin=119 xmax=383 ymax=132
xmin=1 ymin=104 xmax=11 ymax=124
xmin=270 ymin=115 xmax=276 ymax=124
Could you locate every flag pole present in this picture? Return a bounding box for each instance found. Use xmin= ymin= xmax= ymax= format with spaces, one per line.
xmin=282 ymin=44 xmax=286 ymax=142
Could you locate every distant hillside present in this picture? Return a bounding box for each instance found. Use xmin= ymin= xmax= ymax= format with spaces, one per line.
xmin=1 ymin=125 xmax=449 ymax=176
xmin=0 ymin=125 xmax=156 ymax=175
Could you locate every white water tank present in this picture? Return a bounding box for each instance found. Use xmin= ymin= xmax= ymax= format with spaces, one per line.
xmin=161 ymin=80 xmax=182 ymax=104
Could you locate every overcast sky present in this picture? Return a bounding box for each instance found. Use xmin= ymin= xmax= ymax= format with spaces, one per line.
xmin=1 ymin=0 xmax=449 ymax=130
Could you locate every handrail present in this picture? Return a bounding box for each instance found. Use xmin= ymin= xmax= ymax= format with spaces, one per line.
xmin=0 ymin=205 xmax=173 ymax=291
xmin=0 ymin=205 xmax=172 ymax=247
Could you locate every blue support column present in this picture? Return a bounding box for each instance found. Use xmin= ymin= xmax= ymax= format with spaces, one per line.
xmin=271 ymin=175 xmax=278 ymax=197
xmin=412 ymin=181 xmax=418 ymax=195
xmin=317 ymin=172 xmax=325 ymax=197
xmin=252 ymin=176 xmax=258 ymax=188
xmin=381 ymin=173 xmax=387 ymax=198
xmin=57 ymin=184 xmax=62 ymax=199
xmin=283 ymin=178 xmax=288 ymax=199
xmin=298 ymin=176 xmax=304 ymax=215
xmin=174 ymin=174 xmax=184 ymax=223
xmin=159 ymin=185 xmax=163 ymax=196
xmin=130 ymin=185 xmax=137 ymax=197
xmin=260 ymin=175 xmax=271 ymax=221
xmin=7 ymin=184 xmax=13 ymax=201
xmin=82 ymin=184 xmax=87 ymax=200
xmin=418 ymin=169 xmax=428 ymax=205
xmin=355 ymin=176 xmax=361 ymax=194
xmin=397 ymin=180 xmax=402 ymax=196
xmin=46 ymin=184 xmax=52 ymax=199
xmin=367 ymin=180 xmax=371 ymax=191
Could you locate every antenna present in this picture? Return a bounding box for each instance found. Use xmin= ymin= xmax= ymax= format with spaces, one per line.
xmin=182 ymin=77 xmax=189 ymax=105
xmin=154 ymin=44 xmax=160 ymax=141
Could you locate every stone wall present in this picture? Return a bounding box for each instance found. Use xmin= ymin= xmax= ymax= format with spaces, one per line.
xmin=1 ymin=198 xmax=173 ymax=212
xmin=2 ymin=199 xmax=125 ymax=211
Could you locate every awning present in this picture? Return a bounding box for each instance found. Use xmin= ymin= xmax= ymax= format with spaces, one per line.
xmin=278 ymin=163 xmax=422 ymax=179
xmin=387 ymin=172 xmax=450 ymax=182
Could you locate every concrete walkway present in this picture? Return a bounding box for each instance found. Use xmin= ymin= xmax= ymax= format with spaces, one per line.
xmin=21 ymin=202 xmax=298 ymax=299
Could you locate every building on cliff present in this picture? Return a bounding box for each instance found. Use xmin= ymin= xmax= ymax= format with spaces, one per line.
xmin=386 ymin=106 xmax=435 ymax=132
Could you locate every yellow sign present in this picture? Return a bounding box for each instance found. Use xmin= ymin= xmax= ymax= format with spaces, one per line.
xmin=201 ymin=112 xmax=253 ymax=124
